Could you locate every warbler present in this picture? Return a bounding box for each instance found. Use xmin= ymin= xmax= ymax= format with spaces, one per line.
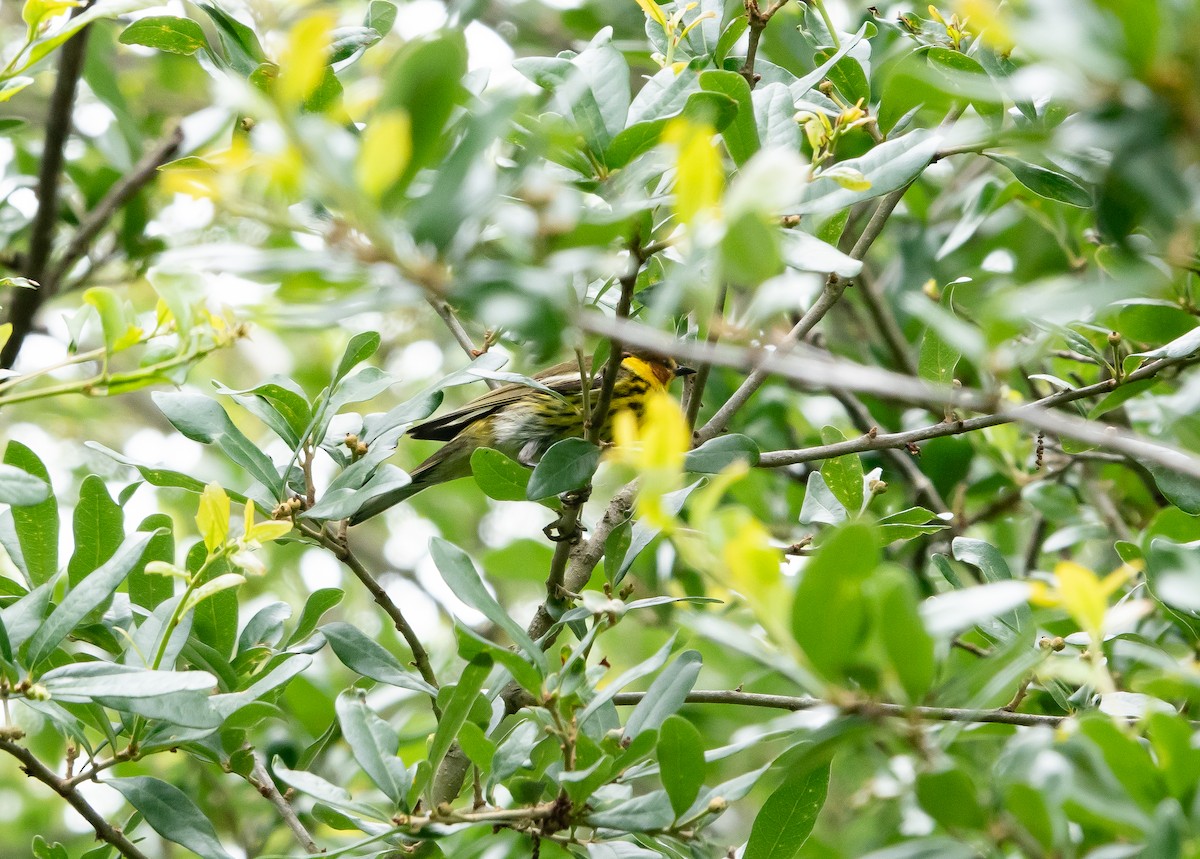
xmin=350 ymin=351 xmax=694 ymax=522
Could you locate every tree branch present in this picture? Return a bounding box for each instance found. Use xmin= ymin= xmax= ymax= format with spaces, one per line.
xmin=694 ymin=185 xmax=910 ymax=444
xmin=738 ymin=0 xmax=790 ymax=89
xmin=43 ymin=125 xmax=184 ymax=293
xmin=2 ymin=5 xmax=92 ymax=369
xmin=0 ymin=737 xmax=152 ymax=859
xmin=248 ymin=753 xmax=322 ymax=855
xmin=300 ymin=523 xmax=440 ymax=713
xmin=576 ymin=316 xmax=1200 ymax=478
xmin=587 ymin=239 xmax=643 ymax=445
xmin=610 ymin=689 xmax=1079 ymax=728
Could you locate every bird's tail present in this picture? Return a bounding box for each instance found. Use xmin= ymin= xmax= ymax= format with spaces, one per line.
xmin=347 ymin=438 xmax=473 ymax=525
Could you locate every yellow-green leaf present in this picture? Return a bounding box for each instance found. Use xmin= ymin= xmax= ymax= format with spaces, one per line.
xmin=197 ymin=482 xmax=230 ymax=553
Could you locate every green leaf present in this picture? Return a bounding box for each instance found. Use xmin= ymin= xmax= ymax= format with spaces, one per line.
xmin=366 ymin=1 xmax=397 ymax=37
xmin=879 ymin=507 xmax=948 ymax=542
xmin=0 ymin=76 xmax=34 ymax=103
xmin=699 ymin=69 xmax=759 ymax=165
xmin=918 ymin=283 xmax=961 ymax=386
xmin=426 ymin=654 xmax=491 ymax=780
xmin=685 ymin=434 xmax=760 ymax=473
xmin=67 ymin=476 xmax=123 ymax=587
xmin=82 ymin=287 xmax=137 ymax=356
xmin=4 ymin=442 xmax=58 ymax=584
xmin=1087 ymin=378 xmax=1157 ymax=420
xmin=152 ymin=392 xmax=283 ymax=497
xmin=657 ymin=715 xmax=705 ymax=818
xmin=623 ymin=650 xmax=702 ymax=740
xmin=108 ymin=776 xmax=235 ymax=859
xmin=214 ymin=378 xmax=312 ymax=448
xmin=987 ymin=153 xmax=1092 ymax=208
xmin=744 ymin=762 xmax=831 ymax=859
xmin=128 ymin=514 xmax=176 ymax=611
xmin=791 ymin=522 xmax=880 ymax=681
xmin=471 ymin=448 xmax=530 ymax=501
xmin=287 ymin=587 xmax=344 ymax=647
xmin=378 ymin=31 xmax=468 ymax=194
xmin=815 ymin=49 xmax=869 ymax=104
xmin=872 ymin=568 xmax=935 ymax=703
xmin=197 ymin=3 xmax=266 ymax=75
xmin=85 ymin=443 xmax=262 ymax=511
xmin=430 ymin=538 xmax=546 ymax=667
xmin=526 ymin=438 xmax=600 ymax=500
xmin=271 ymin=759 xmax=385 ymax=820
xmin=915 ymin=766 xmax=987 ymax=830
xmin=328 ymin=25 xmax=382 ymax=64
xmin=31 ymin=836 xmax=67 ymax=859
xmin=720 ymin=211 xmax=782 ymax=286
xmin=0 ymin=463 xmax=49 ymax=506
xmin=118 ymin=15 xmax=209 ymax=55
xmin=515 ymin=28 xmax=629 ymax=162
xmin=336 ymin=690 xmax=410 ymax=807
xmin=795 ymin=131 xmax=940 ymax=215
xmin=798 ymin=471 xmax=847 ymax=525
xmin=818 ymin=427 xmax=864 ymax=514
xmin=333 ymin=332 xmax=381 ymax=386
xmin=39 ymin=663 xmax=217 ymax=700
xmin=454 ymin=623 xmax=544 ymax=695
xmin=25 ymin=530 xmax=158 ymax=667
xmin=1146 ymin=464 xmax=1200 ymax=515
xmin=605 ymin=90 xmax=738 ymax=169
xmin=321 ymin=622 xmax=437 ymax=695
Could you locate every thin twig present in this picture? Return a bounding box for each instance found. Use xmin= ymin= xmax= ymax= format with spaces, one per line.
xmin=0 ymin=738 xmax=152 ymax=859
xmin=43 ymin=125 xmax=184 ymax=292
xmin=682 ymin=285 xmax=727 ymax=430
xmin=299 ymin=523 xmax=441 ymax=713
xmin=827 ymin=387 xmax=949 ymax=514
xmin=248 ymin=753 xmax=322 ymax=854
xmin=854 ymin=266 xmax=917 ymax=377
xmin=695 ymin=185 xmax=911 ymax=445
xmin=575 ymin=316 xmax=1200 ymax=479
xmin=738 ymin=0 xmax=790 ymax=89
xmin=587 ymin=239 xmax=642 ymax=445
xmin=2 ymin=5 xmax=92 ymax=369
xmin=610 ymin=689 xmax=1092 ymax=728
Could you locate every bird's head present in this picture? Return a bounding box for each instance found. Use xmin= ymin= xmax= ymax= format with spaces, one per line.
xmin=621 ymin=350 xmax=696 ymax=387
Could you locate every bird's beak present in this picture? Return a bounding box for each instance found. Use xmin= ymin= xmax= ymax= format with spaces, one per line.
xmin=675 ymin=365 xmax=697 ymax=377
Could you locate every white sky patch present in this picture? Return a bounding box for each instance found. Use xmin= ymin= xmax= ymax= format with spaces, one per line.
xmin=392 ymin=0 xmax=448 ymax=39
xmin=74 ymin=100 xmax=114 ymax=138
xmin=465 ymin=21 xmax=531 ymax=94
xmin=416 ymin=551 xmax=488 ymax=628
xmin=0 ymin=788 xmax=22 ymax=823
xmin=479 ymin=502 xmax=551 ymax=547
xmin=148 ymin=194 xmax=215 ymax=236
xmin=982 ymin=249 xmax=1016 ymax=273
xmin=384 ymin=508 xmax=440 ymax=568
xmin=7 ymin=187 xmax=37 ymax=219
xmin=123 ymin=427 xmax=204 ymax=474
xmin=397 ymin=564 xmax=464 ymax=637
xmin=387 ymin=339 xmax=444 ymax=381
xmin=300 ymin=548 xmax=343 ymax=591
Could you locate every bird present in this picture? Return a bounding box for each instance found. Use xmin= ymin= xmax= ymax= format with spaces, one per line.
xmin=349 ymin=351 xmax=695 ymax=523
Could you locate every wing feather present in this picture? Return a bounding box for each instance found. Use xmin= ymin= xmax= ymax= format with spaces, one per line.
xmin=409 ymin=359 xmax=601 ymax=442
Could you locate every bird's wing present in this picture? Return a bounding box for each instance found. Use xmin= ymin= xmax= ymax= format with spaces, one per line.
xmin=409 ymin=360 xmax=596 ymax=442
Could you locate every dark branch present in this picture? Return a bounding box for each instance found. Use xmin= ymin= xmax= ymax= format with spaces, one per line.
xmin=0 ymin=737 xmax=152 ymax=859
xmin=2 ymin=6 xmax=92 ymax=369
xmin=44 ymin=125 xmax=184 ymax=292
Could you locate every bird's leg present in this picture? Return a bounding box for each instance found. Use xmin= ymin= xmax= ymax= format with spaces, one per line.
xmin=542 ymin=486 xmax=592 ymax=543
